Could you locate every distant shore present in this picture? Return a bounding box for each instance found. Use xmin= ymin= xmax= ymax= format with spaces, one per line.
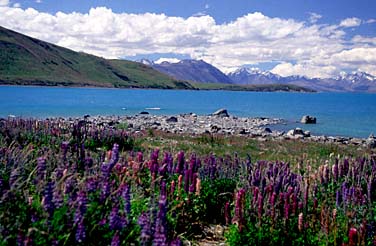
xmin=7 ymin=112 xmax=374 ymax=148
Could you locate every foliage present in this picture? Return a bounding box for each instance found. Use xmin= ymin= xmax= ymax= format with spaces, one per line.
xmin=0 ymin=117 xmax=375 ymax=246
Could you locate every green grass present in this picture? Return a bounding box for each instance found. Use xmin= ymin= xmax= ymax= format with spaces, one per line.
xmin=136 ymin=131 xmax=369 ymax=170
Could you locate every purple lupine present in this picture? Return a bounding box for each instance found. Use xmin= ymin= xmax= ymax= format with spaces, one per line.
xmin=257 ymin=192 xmax=263 ymax=219
xmin=36 ymin=157 xmax=46 ymax=180
xmin=9 ymin=168 xmax=20 ymax=190
xmin=138 ymin=213 xmax=151 ymax=246
xmin=336 ymin=190 xmax=342 ymax=207
xmin=121 ymin=183 xmax=131 ymax=216
xmin=170 ymin=238 xmax=182 ymax=246
xmin=52 ymin=187 xmax=63 ymax=209
xmin=109 ymin=206 xmax=124 ymax=230
xmin=137 ymin=151 xmax=143 ymax=163
xmin=153 ymin=194 xmax=168 ymax=246
xmin=150 ymin=149 xmax=160 ymax=175
xmin=100 ymin=180 xmax=111 ymax=202
xmin=75 ymin=218 xmax=86 ymax=243
xmin=86 ymin=177 xmax=98 ymax=193
xmin=175 ymin=151 xmax=185 ymax=174
xmin=61 ymin=141 xmax=69 ymax=160
xmin=43 ymin=181 xmax=55 ymax=216
xmin=111 ymin=231 xmax=120 ymax=246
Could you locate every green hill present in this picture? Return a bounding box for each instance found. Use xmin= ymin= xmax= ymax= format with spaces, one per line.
xmin=0 ymin=26 xmax=193 ymax=89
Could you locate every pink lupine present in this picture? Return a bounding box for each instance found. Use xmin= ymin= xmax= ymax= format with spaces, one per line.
xmin=298 ymin=213 xmax=303 ymax=231
xmin=348 ymin=227 xmax=358 ymax=246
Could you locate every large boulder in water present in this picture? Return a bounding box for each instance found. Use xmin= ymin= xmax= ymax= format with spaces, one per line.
xmin=212 ymin=108 xmax=229 ymax=118
xmin=301 ymin=115 xmax=316 ymax=124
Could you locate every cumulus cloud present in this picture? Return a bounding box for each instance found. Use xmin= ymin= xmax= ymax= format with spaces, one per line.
xmin=339 ymin=17 xmax=361 ymax=27
xmin=308 ymin=12 xmax=322 ymax=24
xmin=13 ymin=3 xmax=21 ymax=8
xmin=0 ymin=0 xmax=9 ymax=6
xmin=0 ymin=6 xmax=374 ymax=77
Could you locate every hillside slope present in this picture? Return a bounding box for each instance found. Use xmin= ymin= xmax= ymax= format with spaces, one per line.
xmin=0 ymin=26 xmax=193 ymax=89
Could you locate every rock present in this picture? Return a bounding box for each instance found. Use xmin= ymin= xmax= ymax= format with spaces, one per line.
xmin=366 ymin=134 xmax=376 ymax=148
xmin=166 ymin=116 xmax=178 ymax=123
xmin=304 ymin=130 xmax=311 ymax=137
xmin=264 ymin=127 xmax=272 ymax=133
xmin=287 ymin=128 xmax=305 ymax=137
xmin=212 ymin=108 xmax=229 ymax=118
xmin=301 ymin=115 xmax=317 ymax=124
xmin=139 ymin=111 xmax=149 ymax=115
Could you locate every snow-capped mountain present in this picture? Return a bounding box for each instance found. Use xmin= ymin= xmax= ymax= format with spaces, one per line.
xmin=228 ymin=67 xmax=282 ymax=84
xmin=228 ymin=67 xmax=376 ymax=92
xmin=138 ymin=58 xmax=376 ymax=92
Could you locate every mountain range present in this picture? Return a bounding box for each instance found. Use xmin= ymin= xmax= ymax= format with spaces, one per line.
xmin=2 ymin=25 xmax=373 ymax=92
xmin=141 ymin=59 xmax=233 ymax=84
xmin=0 ymin=25 xmax=313 ymax=92
xmin=142 ymin=59 xmax=376 ymax=92
xmin=228 ymin=67 xmax=376 ymax=92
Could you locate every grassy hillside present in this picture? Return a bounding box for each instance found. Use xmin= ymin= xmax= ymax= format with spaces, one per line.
xmin=0 ymin=26 xmax=193 ymax=89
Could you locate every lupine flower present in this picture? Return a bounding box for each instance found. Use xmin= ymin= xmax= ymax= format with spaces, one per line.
xmin=121 ymin=183 xmax=131 ymax=216
xmin=349 ymin=227 xmax=358 ymax=246
xmin=36 ymin=157 xmax=46 ymax=179
xmin=170 ymin=238 xmax=182 ymax=246
xmin=138 ymin=213 xmax=151 ymax=246
xmin=111 ymin=231 xmax=120 ymax=246
xmin=43 ymin=181 xmax=55 ymax=216
xmin=109 ymin=206 xmax=124 ymax=230
xmin=175 ymin=151 xmax=185 ymax=174
xmin=100 ymin=180 xmax=111 ymax=202
xmin=257 ymin=192 xmax=263 ymax=220
xmin=52 ymin=188 xmax=63 ymax=209
xmin=298 ymin=213 xmax=303 ymax=231
xmin=195 ymin=178 xmax=201 ymax=196
xmin=75 ymin=218 xmax=86 ymax=243
xmin=153 ymin=194 xmax=168 ymax=246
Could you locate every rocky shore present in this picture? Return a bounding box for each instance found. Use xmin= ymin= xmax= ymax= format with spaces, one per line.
xmin=48 ymin=109 xmax=376 ymax=149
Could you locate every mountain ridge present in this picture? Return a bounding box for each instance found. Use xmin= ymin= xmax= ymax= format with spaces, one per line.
xmin=0 ymin=25 xmax=314 ymax=92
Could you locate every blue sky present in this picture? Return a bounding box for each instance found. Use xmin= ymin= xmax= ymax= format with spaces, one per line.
xmin=0 ymin=0 xmax=375 ymax=77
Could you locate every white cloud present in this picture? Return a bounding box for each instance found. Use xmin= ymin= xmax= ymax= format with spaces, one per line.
xmin=13 ymin=3 xmax=20 ymax=8
xmin=205 ymin=4 xmax=209 ymax=9
xmin=366 ymin=19 xmax=376 ymax=24
xmin=339 ymin=17 xmax=361 ymax=27
xmin=0 ymin=6 xmax=374 ymax=77
xmin=308 ymin=12 xmax=322 ymax=24
xmin=0 ymin=0 xmax=9 ymax=6
xmin=154 ymin=58 xmax=181 ymax=64
xmin=271 ymin=62 xmax=338 ymax=78
xmin=35 ymin=0 xmax=42 ymax=3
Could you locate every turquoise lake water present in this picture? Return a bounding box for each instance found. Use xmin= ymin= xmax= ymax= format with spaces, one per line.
xmin=0 ymin=86 xmax=375 ymax=138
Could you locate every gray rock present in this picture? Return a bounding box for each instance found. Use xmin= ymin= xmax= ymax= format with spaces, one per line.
xmin=366 ymin=134 xmax=376 ymax=148
xmin=264 ymin=127 xmax=272 ymax=133
xmin=287 ymin=128 xmax=305 ymax=137
xmin=166 ymin=116 xmax=178 ymax=123
xmin=212 ymin=108 xmax=229 ymax=118
xmin=301 ymin=115 xmax=317 ymax=124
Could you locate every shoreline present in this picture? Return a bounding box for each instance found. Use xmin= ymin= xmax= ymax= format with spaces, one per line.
xmin=4 ymin=112 xmax=375 ymax=148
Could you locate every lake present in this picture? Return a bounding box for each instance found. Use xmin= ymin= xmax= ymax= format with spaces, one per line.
xmin=0 ymin=86 xmax=375 ymax=138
